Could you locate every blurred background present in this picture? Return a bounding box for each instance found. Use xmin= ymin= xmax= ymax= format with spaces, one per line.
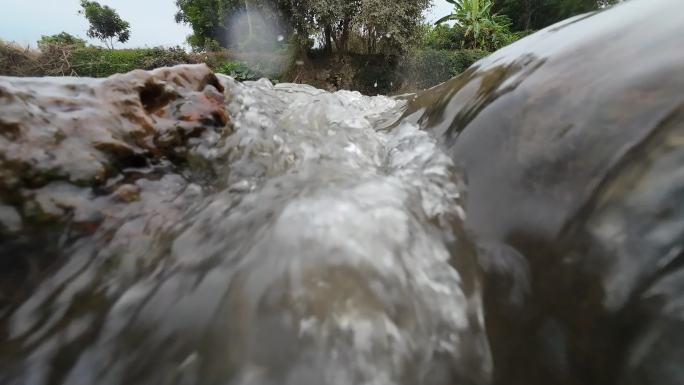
xmin=0 ymin=0 xmax=620 ymax=94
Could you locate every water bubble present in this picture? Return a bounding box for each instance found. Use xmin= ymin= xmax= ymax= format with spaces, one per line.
xmin=277 ymin=35 xmax=285 ymax=42
xmin=385 ymin=33 xmax=392 ymax=38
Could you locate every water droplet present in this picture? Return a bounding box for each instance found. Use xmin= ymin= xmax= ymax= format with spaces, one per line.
xmin=374 ymin=82 xmax=378 ymax=88
xmin=277 ymin=35 xmax=285 ymax=42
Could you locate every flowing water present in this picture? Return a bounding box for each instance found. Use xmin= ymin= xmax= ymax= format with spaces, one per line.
xmin=2 ymin=0 xmax=684 ymax=384
xmin=0 ymin=77 xmax=490 ymax=385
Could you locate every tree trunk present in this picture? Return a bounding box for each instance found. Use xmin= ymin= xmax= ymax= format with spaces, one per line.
xmin=339 ymin=17 xmax=351 ymax=54
xmin=244 ymin=0 xmax=254 ymax=44
xmin=324 ymin=25 xmax=333 ymax=54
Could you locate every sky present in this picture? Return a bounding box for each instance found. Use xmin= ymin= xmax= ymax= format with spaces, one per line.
xmin=0 ymin=0 xmax=454 ymax=49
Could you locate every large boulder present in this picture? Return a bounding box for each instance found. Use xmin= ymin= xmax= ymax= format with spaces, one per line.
xmin=0 ymin=64 xmax=229 ymax=325
xmin=402 ymin=0 xmax=684 ymax=384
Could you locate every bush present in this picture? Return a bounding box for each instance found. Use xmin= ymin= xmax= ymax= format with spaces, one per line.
xmin=215 ymin=60 xmax=263 ymax=81
xmin=0 ymin=40 xmax=42 ymax=76
xmin=397 ymin=48 xmax=489 ymax=90
xmin=1 ymin=41 xmax=286 ymax=82
xmin=70 ymin=46 xmax=192 ymax=77
xmin=420 ymin=24 xmax=465 ymax=50
xmin=419 ymin=17 xmax=521 ymax=52
xmin=0 ymin=40 xmax=78 ymax=77
xmin=37 ymin=32 xmax=87 ymax=49
xmin=139 ymin=47 xmax=192 ymax=70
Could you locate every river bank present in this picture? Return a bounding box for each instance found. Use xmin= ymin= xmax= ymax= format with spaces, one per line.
xmin=0 ymin=40 xmax=487 ymax=94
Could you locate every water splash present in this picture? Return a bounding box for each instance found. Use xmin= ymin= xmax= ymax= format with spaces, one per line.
xmin=0 ymin=74 xmax=490 ymax=385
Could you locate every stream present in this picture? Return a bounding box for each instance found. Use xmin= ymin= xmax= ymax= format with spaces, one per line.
xmin=1 ymin=0 xmax=684 ymax=384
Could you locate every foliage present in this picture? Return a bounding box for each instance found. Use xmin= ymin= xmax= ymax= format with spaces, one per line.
xmin=279 ymin=0 xmax=359 ymax=53
xmin=175 ymin=0 xmax=238 ymax=50
xmin=175 ymin=0 xmax=288 ymax=51
xmin=37 ymin=32 xmax=87 ymax=49
xmin=79 ymin=1 xmax=131 ymax=49
xmin=175 ymin=0 xmax=429 ymax=56
xmin=279 ymin=0 xmax=429 ymax=55
xmin=419 ymin=23 xmax=465 ymax=50
xmin=436 ymin=0 xmax=519 ymax=51
xmin=398 ymin=48 xmax=489 ymax=90
xmin=138 ymin=47 xmax=193 ymax=70
xmin=492 ymin=0 xmax=620 ymax=31
xmin=0 ymin=40 xmax=41 ymax=76
xmin=0 ymin=40 xmax=79 ymax=76
xmin=1 ymin=42 xmax=279 ymax=80
xmin=215 ymin=60 xmax=263 ymax=81
xmin=203 ymin=38 xmax=223 ymax=52
xmin=70 ymin=47 xmax=191 ymax=77
xmin=283 ymin=48 xmax=488 ymax=93
xmin=355 ymin=0 xmax=431 ymax=55
xmin=2 ymin=37 xmax=485 ymax=93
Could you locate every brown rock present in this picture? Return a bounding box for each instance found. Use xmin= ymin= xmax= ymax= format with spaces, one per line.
xmin=0 ymin=64 xmax=228 ymax=192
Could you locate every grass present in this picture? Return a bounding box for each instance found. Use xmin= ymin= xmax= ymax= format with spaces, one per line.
xmin=0 ymin=40 xmax=489 ymax=92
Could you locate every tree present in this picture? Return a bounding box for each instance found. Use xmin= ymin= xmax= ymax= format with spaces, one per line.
xmin=419 ymin=23 xmax=465 ymax=50
xmin=175 ymin=0 xmax=429 ymax=56
xmin=278 ymin=0 xmax=429 ymax=55
xmin=356 ymin=0 xmax=431 ymax=55
xmin=492 ymin=0 xmax=621 ymax=31
xmin=37 ymin=32 xmax=87 ymax=49
xmin=279 ymin=0 xmax=360 ymax=54
xmin=175 ymin=0 xmax=288 ymax=51
xmin=175 ymin=0 xmax=237 ymax=50
xmin=436 ymin=0 xmax=518 ymax=51
xmin=79 ymin=1 xmax=131 ymax=49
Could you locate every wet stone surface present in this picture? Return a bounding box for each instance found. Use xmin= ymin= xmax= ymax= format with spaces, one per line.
xmin=0 ymin=65 xmax=231 ymax=312
xmin=402 ymin=0 xmax=684 ymax=384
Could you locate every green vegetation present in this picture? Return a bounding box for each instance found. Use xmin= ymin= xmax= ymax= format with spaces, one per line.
xmin=435 ymin=0 xmax=519 ymax=51
xmin=215 ymin=60 xmax=264 ymax=81
xmin=173 ymin=0 xmax=617 ymax=53
xmin=1 ymin=0 xmax=624 ymax=92
xmin=0 ymin=40 xmax=271 ymax=80
xmin=175 ymin=0 xmax=430 ymax=56
xmin=79 ymin=0 xmax=131 ymax=49
xmin=37 ymin=32 xmax=87 ymax=49
xmin=493 ymin=0 xmax=619 ymax=31
xmin=286 ymin=0 xmax=430 ymax=56
xmin=168 ymin=0 xmax=620 ymax=92
xmin=175 ymin=0 xmax=237 ymax=50
xmin=174 ymin=0 xmax=288 ymax=51
xmin=399 ymin=48 xmax=489 ymax=89
xmin=70 ymin=47 xmax=191 ymax=77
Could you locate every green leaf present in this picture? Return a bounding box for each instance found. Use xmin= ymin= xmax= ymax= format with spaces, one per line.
xmin=434 ymin=14 xmax=455 ymax=25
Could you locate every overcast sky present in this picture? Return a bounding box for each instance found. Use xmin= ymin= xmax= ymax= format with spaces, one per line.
xmin=0 ymin=0 xmax=453 ymax=49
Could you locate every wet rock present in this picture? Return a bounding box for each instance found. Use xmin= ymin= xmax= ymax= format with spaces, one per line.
xmin=403 ymin=1 xmax=684 ymax=384
xmin=0 ymin=64 xmax=227 ymax=193
xmin=0 ymin=64 xmax=231 ymax=313
xmin=0 ymin=64 xmax=228 ymax=217
xmin=113 ymin=184 xmax=141 ymax=203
